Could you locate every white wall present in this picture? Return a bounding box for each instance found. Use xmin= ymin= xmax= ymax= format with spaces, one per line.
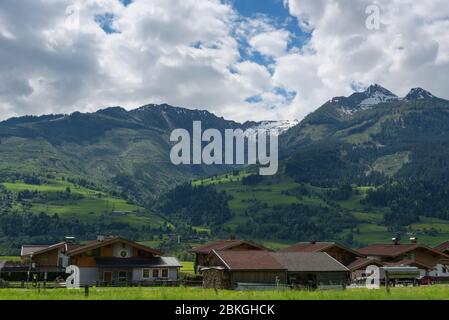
xmin=79 ymin=267 xmax=99 ymax=284
xmin=132 ymin=267 xmax=178 ymax=281
xmin=429 ymin=264 xmax=449 ymax=277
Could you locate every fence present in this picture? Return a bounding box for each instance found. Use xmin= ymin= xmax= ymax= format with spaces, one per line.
xmin=0 ymin=279 xmax=203 ymax=289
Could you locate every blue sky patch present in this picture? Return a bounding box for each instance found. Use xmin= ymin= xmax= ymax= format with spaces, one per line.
xmin=119 ymin=0 xmax=133 ymax=7
xmin=95 ymin=13 xmax=120 ymax=34
xmin=229 ymin=0 xmax=311 ymax=50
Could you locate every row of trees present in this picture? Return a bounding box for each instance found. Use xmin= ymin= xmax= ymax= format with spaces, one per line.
xmin=365 ymin=179 xmax=449 ymax=226
xmin=234 ymin=203 xmax=356 ymax=241
xmin=157 ymin=183 xmax=232 ymax=226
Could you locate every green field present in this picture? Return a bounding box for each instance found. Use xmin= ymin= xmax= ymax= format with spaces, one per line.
xmin=1 ymin=180 xmax=166 ymax=228
xmin=0 ymin=286 xmax=448 ymax=300
xmin=192 ymin=171 xmax=252 ymax=187
xmin=195 ymin=174 xmax=449 ymax=247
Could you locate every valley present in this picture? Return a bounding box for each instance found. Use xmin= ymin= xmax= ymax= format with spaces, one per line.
xmin=2 ymin=85 xmax=449 ymax=256
xmin=193 ymin=173 xmax=449 ymax=247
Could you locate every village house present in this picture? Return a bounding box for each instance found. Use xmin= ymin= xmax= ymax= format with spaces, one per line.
xmin=280 ymin=241 xmax=362 ymax=267
xmin=20 ymin=236 xmax=181 ymax=285
xmin=435 ymin=240 xmax=449 ymax=256
xmin=191 ymin=237 xmax=268 ymax=273
xmin=358 ymin=238 xmax=449 ymax=278
xmin=202 ymin=250 xmax=349 ymax=290
xmin=346 ymin=258 xmax=385 ymax=282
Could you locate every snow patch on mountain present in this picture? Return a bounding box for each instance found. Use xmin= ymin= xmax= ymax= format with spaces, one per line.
xmin=359 ymin=91 xmax=399 ymax=107
xmin=250 ymin=120 xmax=300 ymax=135
xmin=405 ymin=88 xmax=436 ymax=101
xmin=332 ymin=84 xmax=401 ymax=117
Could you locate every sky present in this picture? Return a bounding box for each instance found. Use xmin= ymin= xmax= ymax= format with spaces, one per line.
xmin=0 ymin=0 xmax=449 ymax=122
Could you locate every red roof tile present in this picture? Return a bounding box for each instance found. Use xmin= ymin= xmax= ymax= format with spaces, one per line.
xmin=280 ymin=242 xmax=361 ymax=257
xmin=67 ymin=237 xmax=162 ymax=256
xmin=346 ymin=258 xmax=383 ymax=271
xmin=21 ymin=245 xmax=50 ymax=257
xmin=358 ymin=244 xmax=447 ymax=258
xmin=435 ymin=240 xmax=449 ymax=253
xmin=191 ymin=240 xmax=266 ymax=254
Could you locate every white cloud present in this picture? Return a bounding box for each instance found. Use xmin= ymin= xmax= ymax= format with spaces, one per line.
xmin=0 ymin=0 xmax=449 ymax=122
xmin=280 ymin=0 xmax=449 ymax=118
xmin=249 ymin=29 xmax=290 ymax=58
xmin=0 ymin=0 xmax=285 ymax=121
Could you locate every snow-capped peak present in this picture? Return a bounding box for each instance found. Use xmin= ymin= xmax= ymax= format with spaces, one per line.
xmin=359 ymin=84 xmax=399 ymax=107
xmin=250 ymin=120 xmax=299 ymax=135
xmin=331 ymin=84 xmax=399 ymax=117
xmin=404 ymin=88 xmax=436 ymax=101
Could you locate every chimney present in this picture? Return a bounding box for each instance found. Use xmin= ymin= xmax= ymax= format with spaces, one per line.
xmin=410 ymin=237 xmax=418 ymax=244
xmin=392 ymin=237 xmax=400 ymax=245
xmin=97 ymin=235 xmax=105 ymax=242
xmin=229 ymin=235 xmax=236 ymax=240
xmin=65 ymin=236 xmax=76 ymax=244
xmin=310 ymin=240 xmax=317 ymax=245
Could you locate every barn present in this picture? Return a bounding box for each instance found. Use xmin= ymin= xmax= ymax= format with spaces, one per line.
xmin=203 ymin=250 xmax=349 ymax=290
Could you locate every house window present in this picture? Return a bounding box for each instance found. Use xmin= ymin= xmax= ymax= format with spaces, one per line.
xmin=118 ymin=271 xmax=127 ymax=282
xmin=161 ymin=269 xmax=169 ymax=279
xmin=152 ymin=269 xmax=159 ymax=278
xmin=142 ymin=269 xmax=150 ymax=279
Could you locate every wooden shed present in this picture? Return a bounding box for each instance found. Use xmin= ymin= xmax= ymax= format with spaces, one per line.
xmin=205 ymin=250 xmax=349 ymax=290
xmin=191 ymin=238 xmax=268 ymax=273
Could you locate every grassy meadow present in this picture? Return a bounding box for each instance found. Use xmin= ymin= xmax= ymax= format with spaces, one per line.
xmin=1 ymin=180 xmax=165 ymax=228
xmin=0 ymin=286 xmax=448 ymax=300
xmin=198 ymin=173 xmax=449 ymax=247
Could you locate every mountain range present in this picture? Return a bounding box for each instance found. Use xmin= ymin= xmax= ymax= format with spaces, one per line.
xmin=2 ymin=83 xmax=449 ymax=204
xmin=2 ymin=84 xmax=449 ymax=251
xmin=282 ymin=84 xmax=449 ymax=184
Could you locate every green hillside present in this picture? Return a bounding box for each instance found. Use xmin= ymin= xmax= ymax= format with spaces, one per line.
xmin=0 ymin=176 xmax=172 ymax=255
xmin=191 ymin=173 xmax=449 ymax=247
xmin=3 ymin=87 xmax=449 ymax=253
xmin=0 ymin=104 xmax=246 ymax=206
xmin=1 ymin=179 xmax=164 ymax=227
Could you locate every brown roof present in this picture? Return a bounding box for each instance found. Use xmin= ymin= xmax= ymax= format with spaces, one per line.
xmin=280 ymin=242 xmax=361 ymax=257
xmin=346 ymin=258 xmax=384 ymax=271
xmin=191 ymin=239 xmax=267 ymax=254
xmin=435 ymin=240 xmax=449 ymax=253
xmin=271 ymin=252 xmax=349 ymax=272
xmin=21 ymin=242 xmax=83 ymax=257
xmin=212 ymin=250 xmax=349 ymax=272
xmin=358 ymin=244 xmax=447 ymax=258
xmin=21 ymin=245 xmax=50 ymax=257
xmin=212 ymin=250 xmax=286 ymax=271
xmin=67 ymin=237 xmax=163 ymax=256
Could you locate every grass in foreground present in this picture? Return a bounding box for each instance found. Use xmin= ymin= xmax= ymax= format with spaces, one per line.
xmin=0 ymin=286 xmax=448 ymax=300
